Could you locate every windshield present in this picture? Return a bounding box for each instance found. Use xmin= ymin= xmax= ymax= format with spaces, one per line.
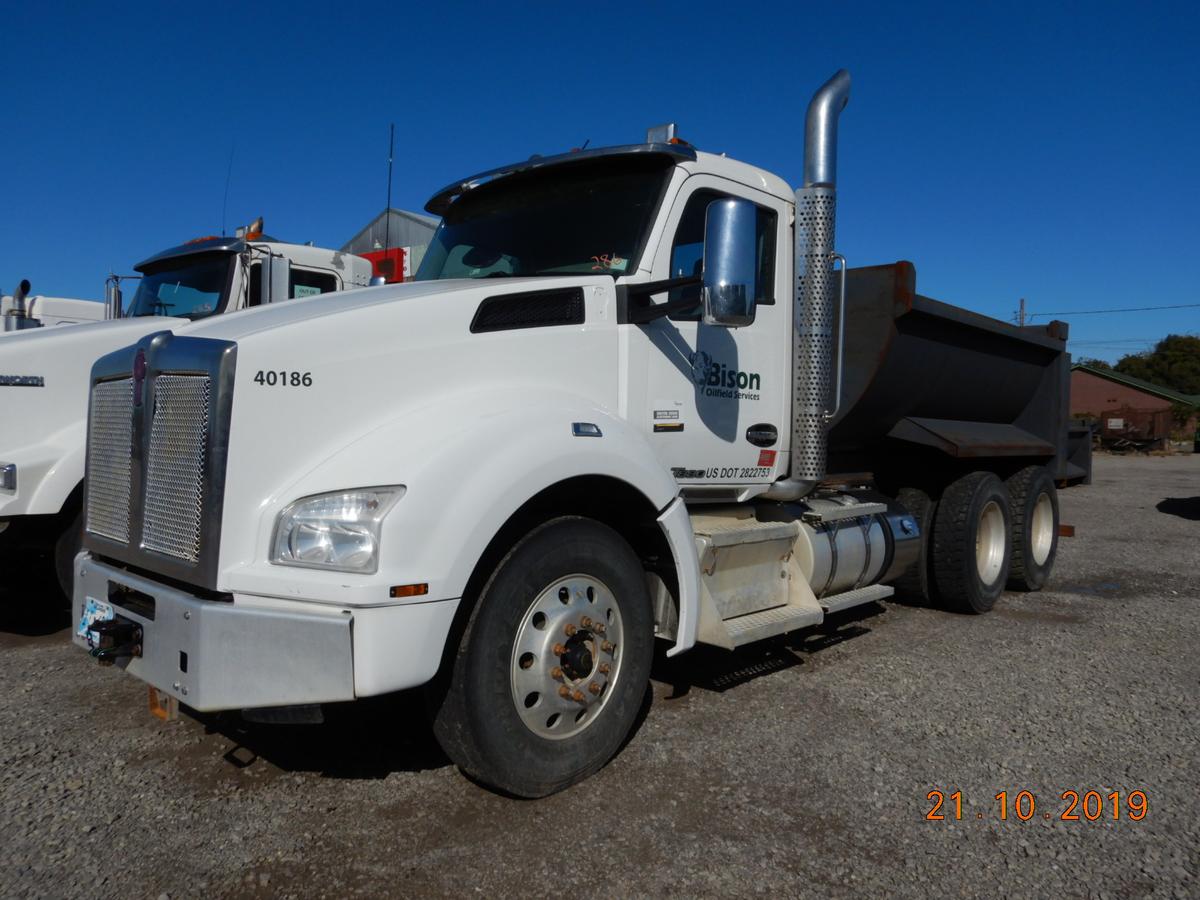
xmin=416 ymin=155 xmax=674 ymax=280
xmin=126 ymin=253 xmax=234 ymax=319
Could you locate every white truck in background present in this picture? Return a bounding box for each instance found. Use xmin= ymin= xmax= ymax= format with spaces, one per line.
xmin=72 ymin=72 xmax=1077 ymax=797
xmin=2 ymin=281 xmax=106 ymax=332
xmin=0 ymin=226 xmax=373 ymax=594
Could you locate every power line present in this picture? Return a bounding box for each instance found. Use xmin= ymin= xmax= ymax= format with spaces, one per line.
xmin=1070 ymin=339 xmax=1159 ymax=346
xmin=1029 ymin=302 xmax=1200 ymax=320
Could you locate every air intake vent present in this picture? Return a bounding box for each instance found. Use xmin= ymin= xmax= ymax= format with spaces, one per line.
xmin=85 ymin=378 xmax=135 ymax=542
xmin=141 ymin=375 xmax=211 ymax=562
xmin=470 ymin=288 xmax=585 ymax=333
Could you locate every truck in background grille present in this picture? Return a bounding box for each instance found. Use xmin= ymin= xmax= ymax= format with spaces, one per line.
xmin=84 ymin=378 xmax=134 ymax=542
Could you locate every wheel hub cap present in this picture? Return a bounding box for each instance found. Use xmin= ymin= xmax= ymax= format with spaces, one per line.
xmin=975 ymin=500 xmax=1006 ymax=585
xmin=510 ymin=575 xmax=623 ymax=740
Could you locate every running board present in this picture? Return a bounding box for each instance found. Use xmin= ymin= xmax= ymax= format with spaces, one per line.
xmin=819 ymin=583 xmax=894 ymax=614
xmin=802 ymin=501 xmax=887 ymax=525
xmin=723 ymin=604 xmax=823 ymax=647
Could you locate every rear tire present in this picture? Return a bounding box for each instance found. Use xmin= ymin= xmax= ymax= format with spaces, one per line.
xmin=931 ymin=472 xmax=1011 ymax=614
xmin=892 ymin=487 xmax=936 ymax=604
xmin=1006 ymin=466 xmax=1059 ymax=591
xmin=430 ymin=517 xmax=653 ymax=798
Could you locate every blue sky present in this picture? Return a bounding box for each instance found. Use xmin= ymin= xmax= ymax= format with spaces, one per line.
xmin=3 ymin=1 xmax=1197 ymax=361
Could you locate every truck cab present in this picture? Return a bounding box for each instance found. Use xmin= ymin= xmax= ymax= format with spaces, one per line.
xmin=0 ymin=231 xmax=373 ymax=594
xmin=2 ymin=289 xmax=107 ymax=333
xmin=70 ymin=72 xmax=1072 ymax=798
xmin=123 ymin=232 xmax=368 ymax=320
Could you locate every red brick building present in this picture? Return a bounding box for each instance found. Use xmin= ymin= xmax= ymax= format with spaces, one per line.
xmin=1070 ymin=363 xmax=1198 ymax=448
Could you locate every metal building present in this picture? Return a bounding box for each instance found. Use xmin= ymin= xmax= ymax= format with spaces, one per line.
xmin=342 ymin=208 xmax=439 ymax=281
xmin=1071 ymin=363 xmax=1199 ymax=450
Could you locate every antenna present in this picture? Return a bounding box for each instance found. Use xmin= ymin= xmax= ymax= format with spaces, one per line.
xmin=221 ymin=142 xmax=235 ymax=236
xmin=383 ymin=123 xmax=395 ymax=257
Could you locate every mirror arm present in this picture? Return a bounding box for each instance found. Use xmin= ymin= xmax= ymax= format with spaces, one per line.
xmin=619 ymin=275 xmax=702 ymax=324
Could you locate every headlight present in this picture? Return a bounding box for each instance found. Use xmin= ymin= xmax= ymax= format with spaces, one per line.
xmin=271 ymin=487 xmax=404 ymax=573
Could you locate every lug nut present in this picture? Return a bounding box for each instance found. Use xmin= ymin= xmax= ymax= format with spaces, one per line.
xmin=558 ymin=685 xmax=572 ymax=699
xmin=553 ymin=643 xmax=567 ymax=655
xmin=550 ymin=666 xmax=563 ymax=680
xmin=601 ymin=641 xmax=614 ymax=653
xmin=594 ymin=623 xmax=606 ymax=634
xmin=598 ymin=662 xmax=611 ymax=675
xmin=588 ymin=682 xmax=601 ymax=695
xmin=580 ymin=616 xmax=592 ymax=628
xmin=571 ymin=689 xmax=585 ymax=703
xmin=564 ymin=623 xmax=577 ymax=636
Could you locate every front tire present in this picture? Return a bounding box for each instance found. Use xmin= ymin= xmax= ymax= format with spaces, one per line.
xmin=54 ymin=511 xmax=83 ymax=601
xmin=430 ymin=517 xmax=654 ymax=798
xmin=931 ymin=472 xmax=1012 ymax=614
xmin=1006 ymin=466 xmax=1059 ymax=591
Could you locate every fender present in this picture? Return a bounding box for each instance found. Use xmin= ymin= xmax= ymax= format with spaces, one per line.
xmin=0 ymin=421 xmax=85 ymax=518
xmin=26 ymin=425 xmax=86 ymax=517
xmin=222 ymin=386 xmax=701 ymax=655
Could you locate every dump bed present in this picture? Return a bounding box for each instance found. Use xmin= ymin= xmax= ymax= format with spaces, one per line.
xmin=830 ymin=262 xmax=1088 ymax=483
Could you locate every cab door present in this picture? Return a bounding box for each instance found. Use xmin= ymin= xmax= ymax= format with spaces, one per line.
xmin=634 ymin=175 xmax=790 ymax=492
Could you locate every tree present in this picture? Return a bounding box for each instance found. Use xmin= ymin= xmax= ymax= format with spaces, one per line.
xmin=1076 ymin=357 xmax=1112 ymax=370
xmin=1115 ymin=334 xmax=1200 ymax=396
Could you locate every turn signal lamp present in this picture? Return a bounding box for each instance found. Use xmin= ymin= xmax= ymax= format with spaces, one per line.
xmin=389 ymin=583 xmax=429 ymax=598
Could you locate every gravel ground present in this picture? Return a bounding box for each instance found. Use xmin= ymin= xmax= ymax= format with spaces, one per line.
xmin=1 ymin=454 xmax=1197 ymax=899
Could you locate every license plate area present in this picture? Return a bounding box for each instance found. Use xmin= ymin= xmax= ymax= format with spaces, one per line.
xmin=77 ymin=596 xmax=144 ymax=663
xmin=77 ymin=597 xmax=114 ymax=650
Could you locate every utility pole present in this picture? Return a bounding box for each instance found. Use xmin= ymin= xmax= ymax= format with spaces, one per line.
xmin=1016 ymin=297 xmax=1026 ymax=327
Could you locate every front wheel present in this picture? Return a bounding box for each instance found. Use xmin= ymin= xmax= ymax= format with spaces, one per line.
xmin=54 ymin=510 xmax=83 ymax=601
xmin=430 ymin=517 xmax=654 ymax=797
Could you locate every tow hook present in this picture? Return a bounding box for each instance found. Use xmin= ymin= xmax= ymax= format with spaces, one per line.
xmin=89 ymin=618 xmax=143 ymax=665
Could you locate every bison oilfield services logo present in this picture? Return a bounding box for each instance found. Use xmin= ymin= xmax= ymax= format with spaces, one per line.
xmin=687 ymin=351 xmax=761 ymax=401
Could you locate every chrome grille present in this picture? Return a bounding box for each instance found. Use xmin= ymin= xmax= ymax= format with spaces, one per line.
xmin=141 ymin=375 xmax=210 ymax=562
xmin=85 ymin=378 xmax=134 ymax=542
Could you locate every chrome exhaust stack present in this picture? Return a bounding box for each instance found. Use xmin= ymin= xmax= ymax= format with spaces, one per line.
xmin=766 ymin=69 xmax=851 ymax=501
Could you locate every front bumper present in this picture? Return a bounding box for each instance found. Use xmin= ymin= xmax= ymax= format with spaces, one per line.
xmin=72 ymin=554 xmax=460 ymax=711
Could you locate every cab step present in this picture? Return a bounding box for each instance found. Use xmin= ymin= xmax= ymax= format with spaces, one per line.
xmin=819 ymin=583 xmax=894 ymax=614
xmin=723 ymin=604 xmax=823 ymax=647
xmin=801 ymin=501 xmax=887 ymax=525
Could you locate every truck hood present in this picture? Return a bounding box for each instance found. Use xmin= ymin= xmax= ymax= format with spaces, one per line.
xmin=0 ymin=316 xmax=180 ymax=443
xmin=173 ymin=277 xmax=556 ymax=343
xmin=166 ymin=274 xmax=628 ymax=592
xmin=0 ymin=314 xmax=182 ymax=516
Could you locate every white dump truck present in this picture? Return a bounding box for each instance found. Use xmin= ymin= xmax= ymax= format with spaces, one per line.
xmin=71 ymin=72 xmax=1078 ymax=797
xmin=2 ymin=281 xmax=106 ymax=332
xmin=0 ymin=229 xmax=373 ymax=593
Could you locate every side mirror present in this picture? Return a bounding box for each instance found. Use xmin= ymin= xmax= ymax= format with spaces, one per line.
xmin=702 ymin=198 xmax=757 ymax=327
xmin=260 ymin=254 xmax=291 ymax=304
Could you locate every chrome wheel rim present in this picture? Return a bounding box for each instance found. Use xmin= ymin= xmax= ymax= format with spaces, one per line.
xmin=975 ymin=500 xmax=1006 ymax=585
xmin=1030 ymin=492 xmax=1054 ymax=565
xmin=509 ymin=574 xmax=624 ymax=741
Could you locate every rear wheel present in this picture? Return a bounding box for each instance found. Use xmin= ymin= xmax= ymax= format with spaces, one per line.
xmin=1006 ymin=466 xmax=1059 ymax=591
xmin=430 ymin=517 xmax=653 ymax=798
xmin=931 ymin=471 xmax=1012 ymax=614
xmin=892 ymin=487 xmax=937 ymax=603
